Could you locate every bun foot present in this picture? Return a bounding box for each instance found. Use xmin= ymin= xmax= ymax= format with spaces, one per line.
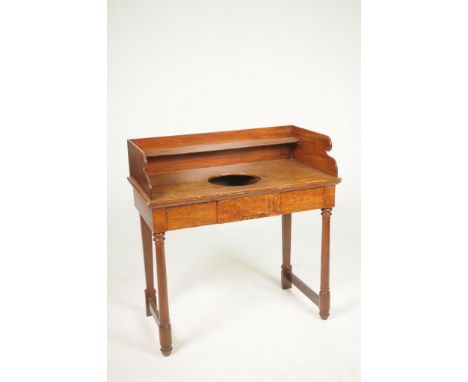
xmin=160 ymin=347 xmax=172 ymax=356
xmin=319 ymin=312 xmax=329 ymax=320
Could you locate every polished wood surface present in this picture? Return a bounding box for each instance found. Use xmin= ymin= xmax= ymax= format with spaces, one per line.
xmin=146 ymin=185 xmax=335 ymax=232
xmin=140 ymin=217 xmax=156 ymax=317
xmin=143 ymin=136 xmax=300 ymax=157
xmin=291 ymin=126 xmax=338 ymax=176
xmin=148 ymin=159 xmax=338 ymax=208
xmin=319 ymin=208 xmax=332 ymax=320
xmin=127 ymin=125 xmax=340 ymax=356
xmin=153 ymin=232 xmax=172 ymax=356
xmin=130 ymin=125 xmax=293 ymax=151
xmin=281 ymin=214 xmax=292 ymax=289
xmin=165 ymin=202 xmax=217 ymax=230
xmin=284 ymin=271 xmax=320 ymax=305
xmin=146 ymin=144 xmax=292 ymax=173
xmin=128 ymin=125 xmax=340 ymax=203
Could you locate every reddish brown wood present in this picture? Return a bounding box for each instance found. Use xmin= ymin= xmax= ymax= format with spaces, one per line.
xmin=165 ymin=202 xmax=217 ymax=230
xmin=281 ymin=214 xmax=292 ymax=289
xmin=150 ymin=186 xmax=336 ymax=231
xmin=140 ymin=216 xmax=156 ymax=317
xmin=135 ymin=191 xmax=153 ymax=228
xmin=285 ymin=271 xmax=319 ymax=305
xmin=144 ymin=136 xmax=300 ymax=157
xmin=153 ymin=232 xmax=172 ymax=356
xmin=146 ymin=159 xmax=338 ymax=208
xmin=128 ymin=140 xmax=153 ymax=197
xmin=127 ymin=126 xmax=340 ymax=355
xmin=153 ymin=208 xmax=167 ymax=232
xmin=291 ymin=126 xmax=338 ymax=176
xmin=128 ymin=126 xmax=340 ymax=203
xmin=323 ymin=186 xmax=336 ymax=208
xmin=279 ymin=188 xmax=325 ymax=213
xmin=218 ymin=194 xmax=275 ymax=223
xmin=148 ymin=145 xmax=292 ymax=173
xmin=131 ymin=125 xmax=293 ymax=152
xmin=319 ymin=208 xmax=332 ymax=320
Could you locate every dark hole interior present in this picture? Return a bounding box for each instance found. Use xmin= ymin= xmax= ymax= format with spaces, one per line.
xmin=208 ymin=174 xmax=260 ymax=186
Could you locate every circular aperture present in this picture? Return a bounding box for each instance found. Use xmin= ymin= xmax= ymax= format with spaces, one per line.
xmin=208 ymin=174 xmax=260 ymax=186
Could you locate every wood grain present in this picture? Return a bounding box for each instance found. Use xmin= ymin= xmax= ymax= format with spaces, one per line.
xmin=128 ymin=140 xmax=152 ymax=198
xmin=218 ymin=194 xmax=278 ymax=223
xmin=146 ymin=145 xmax=292 ymax=173
xmin=140 ymin=216 xmax=156 ymax=317
xmin=128 ymin=125 xmax=340 ymax=202
xmin=319 ymin=208 xmax=332 ymax=320
xmin=279 ymin=188 xmax=325 ymax=213
xmin=145 ymin=136 xmax=299 ymax=157
xmin=166 ymin=202 xmax=217 ymax=230
xmin=323 ymin=186 xmax=336 ymax=208
xmin=127 ymin=126 xmax=341 ymax=356
xmin=281 ymin=214 xmax=292 ymax=289
xmin=131 ymin=125 xmax=293 ymax=152
xmin=153 ymin=208 xmax=167 ymax=232
xmin=154 ymin=232 xmax=172 ymax=356
xmin=291 ymin=126 xmax=338 ymax=176
xmin=148 ymin=159 xmax=339 ymax=208
xmin=134 ymin=189 xmax=152 ymax=228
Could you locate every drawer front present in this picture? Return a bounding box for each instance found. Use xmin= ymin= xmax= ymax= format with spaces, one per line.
xmin=165 ymin=202 xmax=217 ymax=230
xmin=279 ymin=188 xmax=325 ymax=213
xmin=217 ymin=194 xmax=279 ymax=223
xmin=153 ymin=186 xmax=334 ymax=230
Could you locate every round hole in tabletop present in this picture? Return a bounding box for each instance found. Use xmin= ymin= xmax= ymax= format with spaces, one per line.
xmin=208 ymin=174 xmax=261 ymax=186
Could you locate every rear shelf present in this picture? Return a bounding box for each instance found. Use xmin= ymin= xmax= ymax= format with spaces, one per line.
xmin=144 ymin=136 xmax=300 ymax=157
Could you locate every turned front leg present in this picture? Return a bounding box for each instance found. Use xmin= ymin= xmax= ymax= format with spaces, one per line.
xmin=153 ymin=232 xmax=173 ymax=356
xmin=140 ymin=216 xmax=156 ymax=316
xmin=281 ymin=214 xmax=292 ymax=289
xmin=319 ymin=208 xmax=332 ymax=320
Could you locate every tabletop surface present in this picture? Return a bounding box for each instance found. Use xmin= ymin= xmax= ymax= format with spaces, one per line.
xmin=148 ymin=158 xmax=340 ymax=207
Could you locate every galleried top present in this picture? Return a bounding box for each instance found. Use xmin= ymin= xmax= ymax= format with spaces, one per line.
xmin=128 ymin=125 xmax=340 ymax=207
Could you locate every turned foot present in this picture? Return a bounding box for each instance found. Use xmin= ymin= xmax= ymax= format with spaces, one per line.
xmin=158 ymin=322 xmax=172 ymax=356
xmin=160 ymin=346 xmax=172 ymax=356
xmin=319 ymin=312 xmax=330 ymax=320
xmin=319 ymin=289 xmax=330 ymax=320
xmin=154 ymin=232 xmax=173 ymax=356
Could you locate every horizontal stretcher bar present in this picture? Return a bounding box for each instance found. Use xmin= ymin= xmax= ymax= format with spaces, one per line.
xmin=148 ymin=299 xmax=160 ymax=325
xmin=283 ymin=271 xmax=319 ymax=306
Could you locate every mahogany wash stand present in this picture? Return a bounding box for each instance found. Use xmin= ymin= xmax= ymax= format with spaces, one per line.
xmin=127 ymin=125 xmax=341 ymax=356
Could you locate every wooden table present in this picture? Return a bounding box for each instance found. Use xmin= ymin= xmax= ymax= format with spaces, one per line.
xmin=127 ymin=125 xmax=341 ymax=356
